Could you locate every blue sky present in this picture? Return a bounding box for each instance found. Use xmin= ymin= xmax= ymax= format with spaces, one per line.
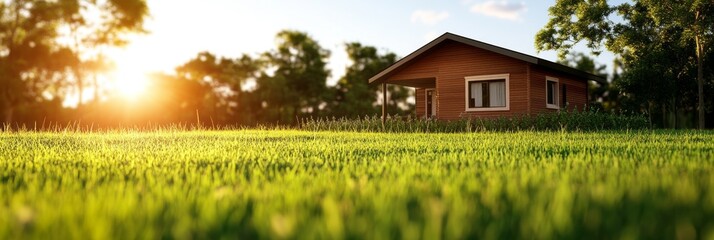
xmin=112 ymin=0 xmax=617 ymax=85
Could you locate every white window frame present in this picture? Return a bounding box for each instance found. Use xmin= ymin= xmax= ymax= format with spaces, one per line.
xmin=546 ymin=76 xmax=559 ymax=109
xmin=464 ymin=74 xmax=510 ymax=112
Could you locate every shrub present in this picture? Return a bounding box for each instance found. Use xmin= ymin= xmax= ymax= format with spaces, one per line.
xmin=301 ymin=109 xmax=650 ymax=132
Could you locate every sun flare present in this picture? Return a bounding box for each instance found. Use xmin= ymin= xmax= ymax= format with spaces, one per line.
xmin=112 ymin=66 xmax=149 ymax=99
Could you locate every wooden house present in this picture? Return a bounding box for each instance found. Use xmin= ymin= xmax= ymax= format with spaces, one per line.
xmin=369 ymin=33 xmax=606 ymax=121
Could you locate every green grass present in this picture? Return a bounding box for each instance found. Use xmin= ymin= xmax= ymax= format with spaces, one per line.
xmin=1 ymin=130 xmax=714 ymax=239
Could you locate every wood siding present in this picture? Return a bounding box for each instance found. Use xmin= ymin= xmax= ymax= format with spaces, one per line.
xmin=529 ymin=65 xmax=588 ymax=113
xmin=386 ymin=40 xmax=528 ymax=120
xmin=385 ymin=40 xmax=589 ymax=120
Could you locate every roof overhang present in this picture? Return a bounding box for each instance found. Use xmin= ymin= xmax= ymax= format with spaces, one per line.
xmin=368 ymin=32 xmax=607 ymax=85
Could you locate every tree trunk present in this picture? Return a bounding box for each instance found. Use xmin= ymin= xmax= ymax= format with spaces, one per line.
xmin=93 ymin=73 xmax=100 ymax=103
xmin=72 ymin=24 xmax=84 ymax=114
xmin=695 ymin=10 xmax=705 ymax=129
xmin=648 ymin=101 xmax=654 ymax=128
xmin=662 ymin=104 xmax=667 ymax=128
xmin=76 ymin=68 xmax=84 ymax=109
xmin=696 ymin=34 xmax=705 ymax=129
xmin=673 ymin=97 xmax=678 ymax=129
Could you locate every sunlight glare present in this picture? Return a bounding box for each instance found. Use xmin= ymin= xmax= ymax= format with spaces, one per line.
xmin=113 ymin=67 xmax=149 ymax=100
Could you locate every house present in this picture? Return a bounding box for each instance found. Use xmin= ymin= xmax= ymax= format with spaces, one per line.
xmin=369 ymin=32 xmax=606 ymax=121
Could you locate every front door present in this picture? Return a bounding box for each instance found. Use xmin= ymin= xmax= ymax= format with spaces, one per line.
xmin=426 ymin=89 xmax=436 ymax=118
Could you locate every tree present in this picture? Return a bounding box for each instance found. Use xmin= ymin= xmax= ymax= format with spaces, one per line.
xmin=641 ymin=0 xmax=713 ymax=128
xmin=332 ymin=43 xmax=400 ymax=117
xmin=0 ymin=0 xmax=149 ymax=126
xmin=254 ymin=30 xmax=331 ymax=124
xmin=536 ymin=0 xmax=713 ymax=128
xmin=175 ymin=52 xmax=260 ymax=124
xmin=83 ymin=54 xmax=115 ymax=103
xmin=60 ymin=0 xmax=149 ymax=110
xmin=0 ymin=1 xmax=69 ymax=125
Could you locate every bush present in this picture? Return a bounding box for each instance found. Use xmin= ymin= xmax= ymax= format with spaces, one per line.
xmin=300 ymin=109 xmax=650 ymax=132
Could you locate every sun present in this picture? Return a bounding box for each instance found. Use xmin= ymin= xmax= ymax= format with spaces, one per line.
xmin=112 ymin=66 xmax=149 ymax=99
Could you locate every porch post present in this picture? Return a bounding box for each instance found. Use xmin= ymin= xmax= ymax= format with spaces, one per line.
xmin=382 ymin=82 xmax=387 ymax=124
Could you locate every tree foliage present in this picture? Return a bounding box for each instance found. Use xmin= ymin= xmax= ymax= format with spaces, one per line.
xmin=537 ymin=0 xmax=714 ymax=128
xmin=62 ymin=0 xmax=149 ymax=109
xmin=0 ymin=1 xmax=70 ymax=124
xmin=147 ymin=31 xmax=413 ymax=127
xmin=332 ymin=43 xmax=412 ymax=118
xmin=253 ymin=30 xmax=332 ymax=124
xmin=0 ymin=0 xmax=148 ymax=125
xmin=174 ymin=52 xmax=261 ymax=124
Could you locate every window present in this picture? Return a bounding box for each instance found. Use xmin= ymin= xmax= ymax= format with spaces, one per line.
xmin=465 ymin=74 xmax=510 ymax=111
xmin=546 ymin=77 xmax=559 ymax=109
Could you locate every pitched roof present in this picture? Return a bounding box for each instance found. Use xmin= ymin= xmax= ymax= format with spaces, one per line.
xmin=368 ymin=32 xmax=607 ymax=84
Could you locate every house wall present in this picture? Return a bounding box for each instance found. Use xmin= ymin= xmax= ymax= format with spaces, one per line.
xmin=386 ymin=40 xmax=529 ymax=120
xmin=529 ymin=65 xmax=588 ymax=113
xmin=385 ymin=40 xmax=590 ymax=120
xmin=415 ymin=88 xmax=425 ymax=117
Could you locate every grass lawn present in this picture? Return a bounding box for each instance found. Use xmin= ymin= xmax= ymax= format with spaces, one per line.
xmin=1 ymin=130 xmax=714 ymax=239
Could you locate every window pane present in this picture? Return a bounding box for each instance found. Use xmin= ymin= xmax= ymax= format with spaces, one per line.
xmin=468 ymin=79 xmax=507 ymax=109
xmin=547 ymin=81 xmax=555 ymax=105
xmin=471 ymin=82 xmax=483 ymax=107
xmin=489 ymin=81 xmax=506 ymax=107
xmin=482 ymin=82 xmax=489 ymax=107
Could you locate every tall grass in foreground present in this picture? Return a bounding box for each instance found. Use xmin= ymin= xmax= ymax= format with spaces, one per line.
xmin=1 ymin=130 xmax=713 ymax=239
xmin=301 ymin=111 xmax=649 ymax=133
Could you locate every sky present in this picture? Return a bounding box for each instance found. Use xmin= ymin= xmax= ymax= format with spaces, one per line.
xmin=109 ymin=0 xmax=618 ymax=86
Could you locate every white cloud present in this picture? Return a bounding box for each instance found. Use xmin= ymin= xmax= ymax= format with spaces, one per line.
xmin=411 ymin=10 xmax=450 ymax=26
xmin=470 ymin=1 xmax=527 ymax=21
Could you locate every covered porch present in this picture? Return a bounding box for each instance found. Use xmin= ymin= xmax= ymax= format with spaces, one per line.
xmin=377 ymin=77 xmax=436 ymax=123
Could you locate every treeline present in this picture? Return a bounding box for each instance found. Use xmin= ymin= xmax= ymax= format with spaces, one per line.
xmin=538 ymin=0 xmax=714 ymax=129
xmin=4 ymin=29 xmax=414 ymax=127
xmin=0 ymin=0 xmax=150 ymax=127
xmin=0 ymin=1 xmax=412 ymax=128
xmin=100 ymin=30 xmax=414 ymax=126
